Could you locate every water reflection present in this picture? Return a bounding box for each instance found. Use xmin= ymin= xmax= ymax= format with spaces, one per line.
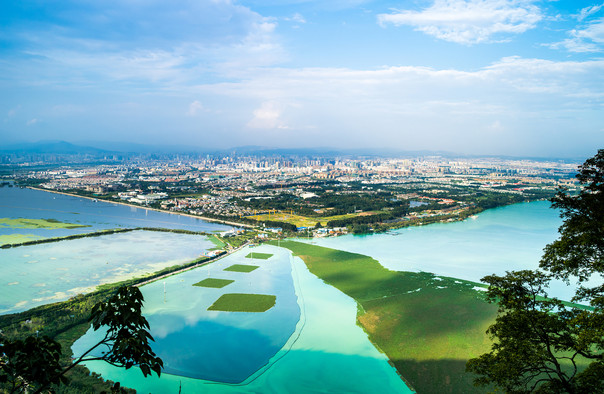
xmin=0 ymin=187 xmax=232 ymax=241
xmin=74 ymin=245 xmax=300 ymax=383
xmin=75 ymin=247 xmax=411 ymax=393
xmin=310 ymin=201 xmax=582 ymax=300
xmin=0 ymin=231 xmax=214 ymax=314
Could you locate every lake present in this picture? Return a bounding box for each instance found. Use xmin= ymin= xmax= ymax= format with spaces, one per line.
xmin=0 ymin=230 xmax=215 ymax=314
xmin=0 ymin=187 xmax=232 ymax=243
xmin=309 ymin=200 xmax=578 ymax=300
xmin=1 ymin=190 xmax=571 ymax=392
xmin=0 ymin=187 xmax=234 ymax=314
xmin=73 ymin=244 xmax=412 ymax=393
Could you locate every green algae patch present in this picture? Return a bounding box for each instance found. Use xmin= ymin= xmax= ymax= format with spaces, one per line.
xmin=193 ymin=278 xmax=234 ymax=288
xmin=208 ymin=293 xmax=276 ymax=312
xmin=224 ymin=264 xmax=259 ymax=273
xmin=245 ymin=252 xmax=273 ymax=260
xmin=273 ymin=239 xmax=498 ymax=394
xmin=0 ymin=233 xmax=43 ymax=246
xmin=0 ymin=218 xmax=90 ymax=230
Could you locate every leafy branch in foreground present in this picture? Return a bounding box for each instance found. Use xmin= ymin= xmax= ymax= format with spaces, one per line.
xmin=467 ymin=271 xmax=602 ymax=393
xmin=467 ymin=149 xmax=604 ymax=393
xmin=0 ymin=286 xmax=163 ymax=393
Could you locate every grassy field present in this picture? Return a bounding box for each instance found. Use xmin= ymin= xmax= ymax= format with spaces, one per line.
xmin=245 ymin=252 xmax=273 ymax=260
xmin=193 ymin=278 xmax=235 ymax=288
xmin=0 ymin=218 xmax=91 ymax=230
xmin=247 ymin=211 xmax=382 ymax=227
xmin=208 ymin=293 xmax=276 ymax=312
xmin=224 ymin=264 xmax=259 ymax=273
xmin=273 ymin=240 xmax=497 ymax=393
xmin=207 ymin=234 xmax=227 ymax=250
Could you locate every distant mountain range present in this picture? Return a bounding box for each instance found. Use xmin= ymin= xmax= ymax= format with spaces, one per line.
xmin=0 ymin=140 xmax=580 ymax=162
xmin=0 ymin=140 xmax=456 ymax=158
xmin=0 ymin=141 xmax=113 ymax=155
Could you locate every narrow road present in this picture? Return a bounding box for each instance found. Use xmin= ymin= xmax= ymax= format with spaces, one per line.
xmin=134 ymin=241 xmax=251 ymax=287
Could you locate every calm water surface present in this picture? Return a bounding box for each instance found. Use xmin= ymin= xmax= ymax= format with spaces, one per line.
xmin=75 ymin=245 xmax=301 ymax=383
xmin=0 ymin=187 xmax=232 ymax=241
xmin=0 ymin=231 xmax=214 ymax=314
xmin=4 ymin=192 xmax=571 ymax=392
xmin=74 ymin=245 xmax=412 ymax=393
xmin=310 ymin=201 xmax=578 ymax=299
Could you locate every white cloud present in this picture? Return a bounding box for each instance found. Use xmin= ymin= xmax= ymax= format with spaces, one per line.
xmin=377 ymin=0 xmax=542 ymax=44
xmin=188 ymin=100 xmax=205 ymax=116
xmin=284 ymin=13 xmax=307 ymax=24
xmin=549 ymin=16 xmax=604 ymax=53
xmin=575 ymin=17 xmax=604 ymax=44
xmin=1 ymin=0 xmax=285 ymax=88
xmin=26 ymin=118 xmax=39 ymax=126
xmin=292 ymin=13 xmax=306 ymax=24
xmin=549 ymin=37 xmax=600 ymax=53
xmin=577 ymin=3 xmax=604 ymax=22
xmin=247 ymin=101 xmax=289 ymax=129
xmin=211 ymin=56 xmax=604 ymax=99
xmin=192 ymin=56 xmax=603 ymax=154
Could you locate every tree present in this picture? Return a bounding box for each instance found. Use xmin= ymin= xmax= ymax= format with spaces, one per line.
xmin=0 ymin=286 xmax=163 ymax=393
xmin=467 ymin=149 xmax=604 ymax=393
xmin=541 ymin=150 xmax=604 ymax=302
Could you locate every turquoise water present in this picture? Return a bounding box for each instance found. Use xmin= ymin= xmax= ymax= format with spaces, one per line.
xmin=0 ymin=187 xmax=232 ymax=241
xmin=7 ymin=195 xmax=574 ymax=392
xmin=74 ymin=245 xmax=300 ymax=383
xmin=74 ymin=245 xmax=412 ymax=393
xmin=310 ymin=201 xmax=580 ymax=300
xmin=0 ymin=231 xmax=214 ymax=314
xmin=312 ymin=201 xmax=560 ymax=278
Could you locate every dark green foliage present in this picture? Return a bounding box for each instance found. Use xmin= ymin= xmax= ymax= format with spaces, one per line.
xmin=235 ymin=189 xmax=409 ymax=217
xmin=0 ymin=286 xmax=163 ymax=393
xmin=326 ymin=210 xmax=403 ymax=229
xmin=262 ymin=220 xmax=296 ymax=232
xmin=541 ymin=149 xmax=604 ymax=300
xmin=467 ymin=150 xmax=604 ymax=393
xmin=466 ymin=271 xmax=597 ymax=393
xmin=87 ymin=286 xmax=163 ymax=377
xmin=0 ymin=336 xmax=66 ymax=392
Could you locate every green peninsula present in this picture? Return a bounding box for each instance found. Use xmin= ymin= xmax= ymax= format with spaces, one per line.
xmin=0 ymin=218 xmax=90 ymax=230
xmin=0 ymin=233 xmax=42 ymax=246
xmin=275 ymin=240 xmax=497 ymax=393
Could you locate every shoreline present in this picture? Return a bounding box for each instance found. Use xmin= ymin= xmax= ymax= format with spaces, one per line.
xmin=26 ymin=186 xmax=256 ymax=229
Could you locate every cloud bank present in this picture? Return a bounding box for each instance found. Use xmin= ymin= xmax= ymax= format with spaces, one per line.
xmin=378 ymin=0 xmax=542 ymax=44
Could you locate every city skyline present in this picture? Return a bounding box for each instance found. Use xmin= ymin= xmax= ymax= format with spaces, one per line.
xmin=1 ymin=0 xmax=603 ymax=158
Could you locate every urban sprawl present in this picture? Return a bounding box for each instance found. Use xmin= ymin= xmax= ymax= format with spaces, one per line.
xmin=4 ymin=154 xmax=580 ymax=236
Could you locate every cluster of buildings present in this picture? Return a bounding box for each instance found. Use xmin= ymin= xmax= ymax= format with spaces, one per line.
xmin=8 ymin=154 xmax=579 ymax=226
xmin=159 ymin=195 xmax=254 ymax=218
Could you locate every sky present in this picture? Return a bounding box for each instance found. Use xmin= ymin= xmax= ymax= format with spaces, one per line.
xmin=1 ymin=0 xmax=603 ymax=158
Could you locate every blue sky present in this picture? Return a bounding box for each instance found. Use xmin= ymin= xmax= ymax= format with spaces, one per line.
xmin=1 ymin=0 xmax=603 ymax=157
